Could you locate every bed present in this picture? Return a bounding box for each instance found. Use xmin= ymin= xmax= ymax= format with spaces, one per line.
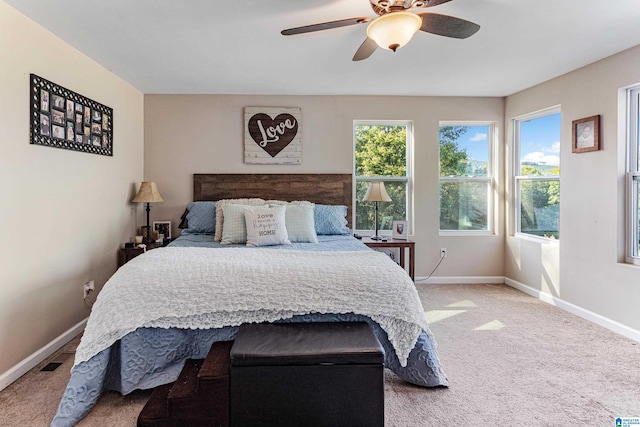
xmin=51 ymin=174 xmax=448 ymax=427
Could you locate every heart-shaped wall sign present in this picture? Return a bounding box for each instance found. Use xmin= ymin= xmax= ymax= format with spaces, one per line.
xmin=248 ymin=113 xmax=298 ymax=158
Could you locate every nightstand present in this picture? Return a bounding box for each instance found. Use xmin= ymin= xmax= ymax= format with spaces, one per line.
xmin=118 ymin=240 xmax=171 ymax=267
xmin=363 ymin=238 xmax=415 ymax=282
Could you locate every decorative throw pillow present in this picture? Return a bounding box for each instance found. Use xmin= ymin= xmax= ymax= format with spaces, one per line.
xmin=181 ymin=201 xmax=217 ymax=234
xmin=220 ymin=204 xmax=253 ymax=244
xmin=282 ymin=203 xmax=318 ymax=243
xmin=314 ymin=204 xmax=350 ymax=235
xmin=244 ymin=205 xmax=290 ymax=247
xmin=215 ymin=198 xmax=266 ymax=242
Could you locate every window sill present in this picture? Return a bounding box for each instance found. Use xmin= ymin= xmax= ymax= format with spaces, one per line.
xmin=624 ymin=256 xmax=640 ymax=266
xmin=514 ymin=233 xmax=559 ymax=245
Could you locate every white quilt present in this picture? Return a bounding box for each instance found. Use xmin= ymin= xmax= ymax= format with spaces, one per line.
xmin=76 ymin=247 xmax=429 ymax=367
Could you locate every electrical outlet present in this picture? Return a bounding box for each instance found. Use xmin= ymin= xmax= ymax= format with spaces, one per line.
xmin=440 ymin=248 xmax=447 ymax=258
xmin=83 ymin=280 xmax=94 ymax=299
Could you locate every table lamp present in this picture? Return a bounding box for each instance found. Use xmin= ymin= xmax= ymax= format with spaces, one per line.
xmin=132 ymin=181 xmax=164 ymax=244
xmin=363 ymin=181 xmax=391 ymax=240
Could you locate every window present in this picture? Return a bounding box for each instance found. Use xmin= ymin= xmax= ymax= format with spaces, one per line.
xmin=513 ymin=108 xmax=561 ymax=239
xmin=439 ymin=123 xmax=494 ymax=233
xmin=354 ymin=122 xmax=412 ymax=234
xmin=627 ymin=88 xmax=640 ymax=264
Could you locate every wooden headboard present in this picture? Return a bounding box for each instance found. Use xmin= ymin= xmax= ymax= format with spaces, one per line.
xmin=194 ymin=174 xmax=353 ymax=228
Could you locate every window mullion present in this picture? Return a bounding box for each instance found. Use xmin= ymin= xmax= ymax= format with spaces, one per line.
xmin=515 ymin=176 xmax=559 ymax=181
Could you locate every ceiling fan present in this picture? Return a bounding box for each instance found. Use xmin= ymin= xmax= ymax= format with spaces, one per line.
xmin=281 ymin=0 xmax=480 ymax=61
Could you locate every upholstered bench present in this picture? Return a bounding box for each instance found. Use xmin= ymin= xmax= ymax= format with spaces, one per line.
xmin=230 ymin=322 xmax=385 ymax=427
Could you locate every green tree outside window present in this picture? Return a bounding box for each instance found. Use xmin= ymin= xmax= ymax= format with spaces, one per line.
xmin=354 ymin=124 xmax=409 ymax=231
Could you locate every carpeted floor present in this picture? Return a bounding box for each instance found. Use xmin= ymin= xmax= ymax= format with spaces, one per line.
xmin=1 ymin=283 xmax=639 ymax=426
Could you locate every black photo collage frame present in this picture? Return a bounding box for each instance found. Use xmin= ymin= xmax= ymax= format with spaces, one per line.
xmin=30 ymin=74 xmax=113 ymax=156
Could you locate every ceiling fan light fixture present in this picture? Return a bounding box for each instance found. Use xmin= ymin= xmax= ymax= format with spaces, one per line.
xmin=366 ymin=12 xmax=422 ymax=52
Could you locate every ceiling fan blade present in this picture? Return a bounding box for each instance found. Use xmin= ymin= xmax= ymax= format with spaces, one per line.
xmin=423 ymin=0 xmax=453 ymax=7
xmin=353 ymin=38 xmax=378 ymax=61
xmin=418 ymin=12 xmax=480 ymax=39
xmin=282 ymin=17 xmax=371 ymax=36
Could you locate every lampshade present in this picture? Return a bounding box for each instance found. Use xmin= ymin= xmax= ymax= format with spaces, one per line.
xmin=366 ymin=12 xmax=422 ymax=52
xmin=363 ymin=182 xmax=392 ymax=202
xmin=132 ymin=182 xmax=164 ymax=203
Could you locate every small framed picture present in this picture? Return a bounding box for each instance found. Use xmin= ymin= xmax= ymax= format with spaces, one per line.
xmin=52 ymin=124 xmax=65 ymax=139
xmin=66 ymin=99 xmax=75 ymax=119
xmin=83 ymin=107 xmax=91 ymax=125
xmin=52 ymin=94 xmax=65 ymax=111
xmin=91 ymin=122 xmax=102 ymax=134
xmin=39 ymin=113 xmax=50 ymax=136
xmin=51 ymin=109 xmax=65 ymax=125
xmin=66 ymin=123 xmax=74 ymax=141
xmin=392 ymin=220 xmax=408 ymax=240
xmin=75 ymin=113 xmax=83 ymax=133
xmin=153 ymin=221 xmax=171 ymax=240
xmin=572 ymin=115 xmax=600 ymax=153
xmin=40 ymin=89 xmax=49 ymax=112
xmin=92 ymin=110 xmax=102 ymax=122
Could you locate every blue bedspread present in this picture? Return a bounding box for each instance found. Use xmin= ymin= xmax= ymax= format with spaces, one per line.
xmin=51 ymin=234 xmax=448 ymax=427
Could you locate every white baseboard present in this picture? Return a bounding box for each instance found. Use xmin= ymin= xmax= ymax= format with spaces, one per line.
xmin=504 ymin=278 xmax=640 ymax=343
xmin=0 ymin=317 xmax=87 ymax=391
xmin=416 ymin=276 xmax=505 ymax=285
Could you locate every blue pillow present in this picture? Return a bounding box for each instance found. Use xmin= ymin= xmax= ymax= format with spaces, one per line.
xmin=314 ymin=204 xmax=350 ymax=235
xmin=183 ymin=201 xmax=216 ymax=234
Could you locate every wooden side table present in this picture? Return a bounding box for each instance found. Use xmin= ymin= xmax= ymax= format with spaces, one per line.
xmin=118 ymin=240 xmax=171 ymax=267
xmin=363 ymin=238 xmax=415 ymax=282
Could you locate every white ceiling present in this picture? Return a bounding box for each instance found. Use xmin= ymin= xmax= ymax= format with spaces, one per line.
xmin=6 ymin=0 xmax=640 ymax=97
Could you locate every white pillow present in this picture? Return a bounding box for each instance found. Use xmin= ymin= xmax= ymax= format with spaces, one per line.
xmin=282 ymin=203 xmax=318 ymax=243
xmin=220 ymin=204 xmax=253 ymax=244
xmin=244 ymin=205 xmax=291 ymax=247
xmin=215 ymin=198 xmax=265 ymax=242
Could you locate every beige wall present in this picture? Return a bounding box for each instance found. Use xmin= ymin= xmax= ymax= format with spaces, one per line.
xmin=0 ymin=1 xmax=144 ymax=377
xmin=144 ymin=95 xmax=505 ymax=278
xmin=505 ymin=45 xmax=640 ymax=331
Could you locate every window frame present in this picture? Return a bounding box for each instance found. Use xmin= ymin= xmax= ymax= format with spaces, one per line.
xmin=353 ymin=120 xmax=413 ymax=236
xmin=438 ymin=121 xmax=496 ymax=236
xmin=513 ymin=106 xmax=561 ymax=241
xmin=626 ymin=88 xmax=640 ymax=265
